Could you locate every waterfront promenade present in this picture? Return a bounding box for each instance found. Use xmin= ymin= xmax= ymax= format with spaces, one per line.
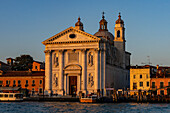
xmin=23 ymin=95 xmax=170 ymax=103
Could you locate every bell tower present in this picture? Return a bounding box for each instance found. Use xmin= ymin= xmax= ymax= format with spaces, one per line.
xmin=114 ymin=13 xmax=126 ymax=68
xmin=114 ymin=12 xmax=125 ymax=51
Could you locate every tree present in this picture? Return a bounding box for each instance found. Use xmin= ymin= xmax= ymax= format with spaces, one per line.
xmin=12 ymin=55 xmax=33 ymax=71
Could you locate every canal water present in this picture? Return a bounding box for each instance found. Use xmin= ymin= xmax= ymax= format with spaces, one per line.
xmin=0 ymin=102 xmax=169 ymax=113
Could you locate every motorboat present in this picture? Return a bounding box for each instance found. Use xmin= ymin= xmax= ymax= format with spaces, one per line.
xmin=80 ymin=94 xmax=98 ymax=103
xmin=0 ymin=93 xmax=23 ymax=102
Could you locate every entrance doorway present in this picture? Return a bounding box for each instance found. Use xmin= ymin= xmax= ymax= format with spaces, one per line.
xmin=69 ymin=76 xmax=77 ymax=95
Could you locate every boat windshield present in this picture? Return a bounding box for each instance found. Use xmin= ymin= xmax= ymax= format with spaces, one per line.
xmin=4 ymin=94 xmax=8 ymax=98
xmin=9 ymin=94 xmax=13 ymax=98
xmin=0 ymin=94 xmax=3 ymax=97
xmin=15 ymin=94 xmax=23 ymax=99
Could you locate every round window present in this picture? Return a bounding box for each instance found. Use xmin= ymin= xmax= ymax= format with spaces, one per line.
xmin=69 ymin=34 xmax=76 ymax=38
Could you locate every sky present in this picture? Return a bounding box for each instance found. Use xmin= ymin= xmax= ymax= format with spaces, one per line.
xmin=0 ymin=0 xmax=170 ymax=66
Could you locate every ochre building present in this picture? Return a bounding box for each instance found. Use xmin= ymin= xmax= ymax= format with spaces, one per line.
xmin=130 ymin=65 xmax=156 ymax=95
xmin=42 ymin=13 xmax=131 ymax=96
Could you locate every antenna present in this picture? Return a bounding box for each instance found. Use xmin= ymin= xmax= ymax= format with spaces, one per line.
xmin=141 ymin=56 xmax=152 ymax=65
xmin=147 ymin=56 xmax=152 ymax=65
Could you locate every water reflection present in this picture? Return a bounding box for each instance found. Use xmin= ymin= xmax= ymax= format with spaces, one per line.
xmin=0 ymin=102 xmax=169 ymax=113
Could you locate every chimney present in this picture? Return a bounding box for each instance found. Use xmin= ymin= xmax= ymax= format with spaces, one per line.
xmin=6 ymin=58 xmax=14 ymax=66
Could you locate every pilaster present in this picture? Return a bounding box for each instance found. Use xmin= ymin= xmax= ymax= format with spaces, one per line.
xmin=81 ymin=49 xmax=86 ymax=91
xmin=95 ymin=48 xmax=100 ymax=90
xmin=59 ymin=49 xmax=64 ymax=95
xmin=44 ymin=50 xmax=52 ymax=95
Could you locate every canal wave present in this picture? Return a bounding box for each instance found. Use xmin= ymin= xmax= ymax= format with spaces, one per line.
xmin=0 ymin=102 xmax=169 ymax=113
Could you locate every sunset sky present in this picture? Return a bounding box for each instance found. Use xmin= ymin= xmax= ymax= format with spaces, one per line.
xmin=0 ymin=0 xmax=170 ymax=66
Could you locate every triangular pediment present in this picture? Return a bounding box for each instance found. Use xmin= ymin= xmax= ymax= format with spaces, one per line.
xmin=42 ymin=27 xmax=101 ymax=45
xmin=64 ymin=64 xmax=82 ymax=70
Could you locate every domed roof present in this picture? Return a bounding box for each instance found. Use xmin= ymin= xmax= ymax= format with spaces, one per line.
xmin=75 ymin=17 xmax=83 ymax=26
xmin=94 ymin=30 xmax=114 ymax=41
xmin=99 ymin=18 xmax=107 ymax=24
xmin=116 ymin=13 xmax=124 ymax=24
xmin=94 ymin=12 xmax=114 ymax=41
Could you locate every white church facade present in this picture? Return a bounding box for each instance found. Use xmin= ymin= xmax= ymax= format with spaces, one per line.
xmin=42 ymin=13 xmax=131 ymax=96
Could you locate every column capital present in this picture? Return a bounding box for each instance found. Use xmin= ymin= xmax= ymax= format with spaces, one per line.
xmin=94 ymin=48 xmax=100 ymax=52
xmin=59 ymin=49 xmax=64 ymax=53
xmin=101 ymin=48 xmax=106 ymax=51
xmin=44 ymin=50 xmax=51 ymax=54
xmin=81 ymin=49 xmax=86 ymax=52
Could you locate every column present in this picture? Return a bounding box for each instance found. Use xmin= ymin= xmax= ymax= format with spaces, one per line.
xmin=95 ymin=48 xmax=99 ymax=90
xmin=44 ymin=50 xmax=52 ymax=94
xmin=81 ymin=49 xmax=86 ymax=91
xmin=103 ymin=47 xmax=106 ymax=96
xmin=100 ymin=49 xmax=102 ymax=90
xmin=59 ymin=50 xmax=64 ymax=94
xmin=64 ymin=74 xmax=67 ymax=95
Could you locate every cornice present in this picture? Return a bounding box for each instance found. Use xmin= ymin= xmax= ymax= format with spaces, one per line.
xmin=44 ymin=40 xmax=100 ymax=45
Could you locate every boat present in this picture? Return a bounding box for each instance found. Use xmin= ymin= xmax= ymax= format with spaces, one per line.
xmin=0 ymin=93 xmax=23 ymax=102
xmin=80 ymin=94 xmax=98 ymax=103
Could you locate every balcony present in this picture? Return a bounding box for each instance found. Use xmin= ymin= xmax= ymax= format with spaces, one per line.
xmin=32 ymin=84 xmax=35 ymax=86
xmin=18 ymin=84 xmax=21 ymax=87
xmin=6 ymin=84 xmax=9 ymax=87
xmin=13 ymin=85 xmax=16 ymax=87
xmin=25 ymin=84 xmax=28 ymax=87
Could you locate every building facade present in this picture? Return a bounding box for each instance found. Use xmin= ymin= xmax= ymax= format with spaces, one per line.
xmin=130 ymin=65 xmax=156 ymax=95
xmin=150 ymin=66 xmax=170 ymax=95
xmin=32 ymin=61 xmax=45 ymax=71
xmin=42 ymin=13 xmax=131 ymax=96
xmin=0 ymin=71 xmax=45 ymax=96
xmin=0 ymin=61 xmax=11 ymax=72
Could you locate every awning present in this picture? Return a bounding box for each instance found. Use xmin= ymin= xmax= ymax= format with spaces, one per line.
xmin=106 ymin=88 xmax=114 ymax=90
xmin=0 ymin=87 xmax=21 ymax=91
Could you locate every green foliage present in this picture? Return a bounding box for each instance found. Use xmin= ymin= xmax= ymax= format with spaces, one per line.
xmin=12 ymin=55 xmax=33 ymax=71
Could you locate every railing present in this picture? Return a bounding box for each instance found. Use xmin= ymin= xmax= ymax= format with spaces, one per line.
xmin=25 ymin=84 xmax=28 ymax=87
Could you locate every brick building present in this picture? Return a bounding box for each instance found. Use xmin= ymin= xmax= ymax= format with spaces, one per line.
xmin=32 ymin=61 xmax=45 ymax=71
xmin=150 ymin=66 xmax=170 ymax=95
xmin=0 ymin=71 xmax=45 ymax=96
xmin=0 ymin=61 xmax=11 ymax=72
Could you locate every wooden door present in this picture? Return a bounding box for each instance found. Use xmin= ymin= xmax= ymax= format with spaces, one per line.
xmin=69 ymin=76 xmax=77 ymax=95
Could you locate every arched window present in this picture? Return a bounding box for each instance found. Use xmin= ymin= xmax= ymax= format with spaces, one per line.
xmin=117 ymin=30 xmax=120 ymax=37
xmin=39 ymin=80 xmax=42 ymax=85
xmin=32 ymin=80 xmax=35 ymax=84
xmin=13 ymin=80 xmax=16 ymax=85
xmin=18 ymin=80 xmax=21 ymax=85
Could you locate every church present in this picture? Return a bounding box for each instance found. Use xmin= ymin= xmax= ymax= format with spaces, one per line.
xmin=42 ymin=13 xmax=131 ymax=96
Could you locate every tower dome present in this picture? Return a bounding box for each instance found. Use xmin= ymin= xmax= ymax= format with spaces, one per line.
xmin=115 ymin=13 xmax=124 ymax=24
xmin=75 ymin=17 xmax=84 ymax=31
xmin=94 ymin=12 xmax=114 ymax=41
